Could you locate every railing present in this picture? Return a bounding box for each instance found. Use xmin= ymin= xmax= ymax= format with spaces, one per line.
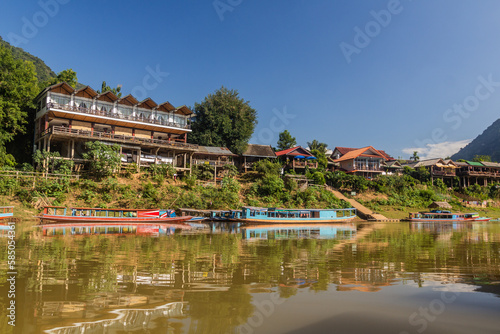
xmin=354 ymin=166 xmax=384 ymax=172
xmin=0 ymin=170 xmax=80 ymax=180
xmin=456 ymin=169 xmax=500 ymax=177
xmin=41 ymin=126 xmax=199 ymax=150
xmin=293 ymin=161 xmax=318 ymax=168
xmin=431 ymin=170 xmax=456 ymax=176
xmin=192 ymin=159 xmax=234 ymax=166
xmin=48 ymin=102 xmax=191 ymax=129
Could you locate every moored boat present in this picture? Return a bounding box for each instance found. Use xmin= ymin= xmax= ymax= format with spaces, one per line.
xmin=35 ymin=206 xmax=192 ymax=224
xmin=408 ymin=210 xmax=490 ymax=222
xmin=0 ymin=206 xmax=14 ymax=221
xmin=233 ymin=207 xmax=357 ymax=224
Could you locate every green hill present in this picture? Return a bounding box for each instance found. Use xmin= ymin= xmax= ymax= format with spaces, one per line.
xmin=0 ymin=36 xmax=56 ymax=83
xmin=451 ymin=118 xmax=500 ymax=162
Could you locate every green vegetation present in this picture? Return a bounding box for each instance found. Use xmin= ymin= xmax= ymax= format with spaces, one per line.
xmin=276 ymin=130 xmax=296 ymax=151
xmin=190 ymin=86 xmax=257 ymax=154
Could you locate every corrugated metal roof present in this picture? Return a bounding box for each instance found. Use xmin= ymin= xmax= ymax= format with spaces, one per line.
xmin=466 ymin=161 xmax=484 ymax=166
xmin=195 ymin=146 xmax=236 ymax=155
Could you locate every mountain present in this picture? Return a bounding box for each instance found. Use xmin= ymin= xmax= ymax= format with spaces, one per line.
xmin=0 ymin=36 xmax=56 ymax=83
xmin=451 ymin=118 xmax=500 ymax=162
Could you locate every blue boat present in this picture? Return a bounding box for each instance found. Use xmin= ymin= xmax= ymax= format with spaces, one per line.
xmin=234 ymin=207 xmax=357 ymax=224
xmin=0 ymin=206 xmax=14 ymax=220
xmin=408 ymin=210 xmax=490 ymax=222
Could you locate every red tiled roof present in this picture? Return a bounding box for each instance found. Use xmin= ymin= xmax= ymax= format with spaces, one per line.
xmin=335 ymin=147 xmax=357 ymax=155
xmin=333 ymin=146 xmax=387 ymax=162
xmin=275 ymin=146 xmax=314 ymax=157
xmin=334 ymin=146 xmax=394 ymax=161
xmin=378 ymin=150 xmax=394 ymax=160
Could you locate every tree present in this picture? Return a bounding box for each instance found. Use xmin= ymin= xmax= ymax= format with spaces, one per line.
xmin=277 ymin=130 xmax=296 ymax=151
xmin=472 ymin=155 xmax=491 ymax=162
xmin=82 ymin=141 xmax=121 ymax=179
xmin=97 ymin=81 xmax=122 ymax=98
xmin=42 ymin=68 xmax=78 ymax=88
xmin=190 ymin=87 xmax=257 ymax=154
xmin=0 ymin=44 xmax=39 ymax=167
xmin=310 ymin=149 xmax=327 ymax=170
xmin=411 ymin=151 xmax=420 ymax=162
xmin=307 ymin=140 xmax=327 ymax=154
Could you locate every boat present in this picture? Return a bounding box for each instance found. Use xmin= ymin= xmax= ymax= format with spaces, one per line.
xmin=233 ymin=206 xmax=357 ymax=224
xmin=0 ymin=206 xmax=14 ymax=221
xmin=36 ymin=206 xmax=192 ymax=224
xmin=408 ymin=210 xmax=490 ymax=222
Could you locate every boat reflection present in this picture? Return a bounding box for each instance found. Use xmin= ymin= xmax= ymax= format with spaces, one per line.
xmin=409 ymin=221 xmax=475 ymax=233
xmin=241 ymin=223 xmax=357 ymax=241
xmin=40 ymin=222 xmax=192 ymax=237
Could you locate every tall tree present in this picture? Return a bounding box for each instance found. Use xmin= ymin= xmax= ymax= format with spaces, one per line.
xmin=42 ymin=68 xmax=78 ymax=88
xmin=190 ymin=86 xmax=257 ymax=154
xmin=411 ymin=151 xmax=420 ymax=162
xmin=307 ymin=140 xmax=327 ymax=154
xmin=0 ymin=44 xmax=39 ymax=166
xmin=97 ymin=81 xmax=122 ymax=98
xmin=276 ymin=130 xmax=296 ymax=151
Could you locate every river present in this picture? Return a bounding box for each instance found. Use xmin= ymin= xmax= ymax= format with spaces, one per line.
xmin=1 ymin=220 xmax=500 ymax=333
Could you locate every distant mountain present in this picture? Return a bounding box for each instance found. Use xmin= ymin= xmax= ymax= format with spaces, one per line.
xmin=0 ymin=36 xmax=56 ymax=83
xmin=451 ymin=118 xmax=500 ymax=162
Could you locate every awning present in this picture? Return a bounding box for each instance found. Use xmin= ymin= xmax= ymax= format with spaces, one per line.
xmin=294 ymin=155 xmax=305 ymax=159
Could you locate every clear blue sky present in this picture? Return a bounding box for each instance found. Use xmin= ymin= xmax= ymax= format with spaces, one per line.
xmin=2 ymin=0 xmax=500 ymax=159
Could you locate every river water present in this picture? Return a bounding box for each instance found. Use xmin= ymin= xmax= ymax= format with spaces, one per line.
xmin=1 ymin=220 xmax=500 ymax=334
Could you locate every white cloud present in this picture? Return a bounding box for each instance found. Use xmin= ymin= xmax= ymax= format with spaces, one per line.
xmin=402 ymin=139 xmax=472 ymax=160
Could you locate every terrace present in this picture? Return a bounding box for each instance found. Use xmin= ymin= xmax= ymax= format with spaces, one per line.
xmin=40 ymin=125 xmax=198 ymax=151
xmin=47 ymin=102 xmax=191 ymax=130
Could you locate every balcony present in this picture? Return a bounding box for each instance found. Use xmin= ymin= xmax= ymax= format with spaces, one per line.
xmin=431 ymin=169 xmax=456 ymax=177
xmin=457 ymin=169 xmax=500 ymax=178
xmin=40 ymin=126 xmax=198 ymax=151
xmin=192 ymin=159 xmax=234 ymax=166
xmin=291 ymin=161 xmax=318 ymax=169
xmin=354 ymin=165 xmax=384 ymax=172
xmin=47 ymin=102 xmax=191 ymax=130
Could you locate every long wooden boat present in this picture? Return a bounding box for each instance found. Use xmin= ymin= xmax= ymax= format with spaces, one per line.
xmin=36 ymin=206 xmax=192 ymax=224
xmin=233 ymin=207 xmax=357 ymax=224
xmin=408 ymin=210 xmax=490 ymax=222
xmin=0 ymin=206 xmax=14 ymax=220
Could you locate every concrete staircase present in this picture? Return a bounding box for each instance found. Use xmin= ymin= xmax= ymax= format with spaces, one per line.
xmin=326 ymin=186 xmax=391 ymax=221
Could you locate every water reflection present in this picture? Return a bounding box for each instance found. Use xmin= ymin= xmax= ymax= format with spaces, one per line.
xmin=1 ymin=220 xmax=499 ymax=333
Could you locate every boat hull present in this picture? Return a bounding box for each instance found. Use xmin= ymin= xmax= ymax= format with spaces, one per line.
xmin=235 ymin=217 xmax=356 ymax=224
xmin=409 ymin=217 xmax=490 ymax=222
xmin=35 ymin=215 xmax=193 ymax=224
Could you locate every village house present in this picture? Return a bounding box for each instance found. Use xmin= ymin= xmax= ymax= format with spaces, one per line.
xmin=331 ymin=146 xmax=394 ymax=178
xmin=275 ymin=146 xmax=318 ymax=171
xmin=455 ymin=160 xmax=500 ymax=187
xmin=34 ymin=82 xmax=198 ymax=173
xmin=239 ymin=144 xmax=277 ymax=172
xmin=404 ymin=158 xmax=458 ymax=184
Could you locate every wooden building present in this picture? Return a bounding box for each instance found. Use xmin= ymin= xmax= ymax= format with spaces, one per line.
xmin=275 ymin=146 xmax=318 ymax=171
xmin=239 ymin=144 xmax=277 ymax=172
xmin=455 ymin=160 xmax=500 ymax=187
xmin=405 ymin=158 xmax=458 ymax=183
xmin=34 ymin=82 xmax=198 ymax=172
xmin=332 ymin=146 xmax=391 ymax=179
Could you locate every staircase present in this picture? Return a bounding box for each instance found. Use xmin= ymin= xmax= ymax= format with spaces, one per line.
xmin=326 ymin=186 xmax=390 ymax=221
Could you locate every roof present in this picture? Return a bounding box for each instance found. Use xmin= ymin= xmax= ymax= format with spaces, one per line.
xmin=428 ymin=201 xmax=453 ymax=209
xmin=333 ymin=146 xmax=387 ymax=163
xmin=333 ymin=147 xmax=394 ymax=160
xmin=383 ymin=160 xmax=403 ymax=168
xmin=195 ymin=146 xmax=236 ymax=156
xmin=406 ymin=158 xmax=442 ymax=168
xmin=241 ymin=144 xmax=276 ymax=158
xmin=275 ymin=146 xmax=314 ymax=157
xmin=35 ymin=82 xmax=75 ymax=101
xmin=465 ymin=160 xmax=484 ymax=167
xmin=479 ymin=161 xmax=500 ymax=168
xmin=137 ymin=98 xmax=158 ymax=110
xmin=175 ymin=105 xmax=193 ymax=116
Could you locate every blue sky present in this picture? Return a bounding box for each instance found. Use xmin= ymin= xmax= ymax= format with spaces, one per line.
xmin=2 ymin=0 xmax=500 ymax=159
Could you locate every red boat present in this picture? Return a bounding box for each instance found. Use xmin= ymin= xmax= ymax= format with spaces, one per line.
xmin=36 ymin=206 xmax=192 ymax=224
